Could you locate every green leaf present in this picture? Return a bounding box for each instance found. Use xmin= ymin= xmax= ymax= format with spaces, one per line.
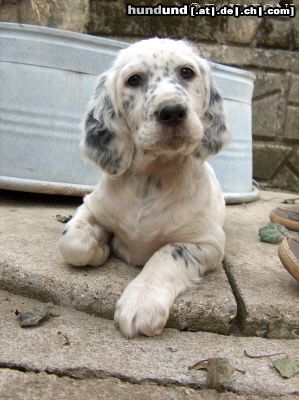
xmin=259 ymin=223 xmax=287 ymax=244
xmin=15 ymin=303 xmax=53 ymax=327
xmin=56 ymin=215 xmax=72 ymax=224
xmin=273 ymin=356 xmax=299 ymax=378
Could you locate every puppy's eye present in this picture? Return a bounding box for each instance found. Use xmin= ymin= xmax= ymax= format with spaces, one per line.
xmin=180 ymin=67 xmax=194 ymax=80
xmin=127 ymin=74 xmax=142 ymax=87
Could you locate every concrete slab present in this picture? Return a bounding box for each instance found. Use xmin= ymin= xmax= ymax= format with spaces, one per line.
xmin=0 ymin=290 xmax=298 ymax=397
xmin=224 ymin=191 xmax=299 ymax=338
xmin=0 ymin=190 xmax=237 ymax=335
xmin=1 ymin=370 xmax=298 ymax=400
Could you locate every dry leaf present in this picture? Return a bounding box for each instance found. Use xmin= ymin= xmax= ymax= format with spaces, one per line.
xmin=189 ymin=358 xmax=244 ymax=391
xmin=56 ymin=215 xmax=72 ymax=223
xmin=15 ymin=303 xmax=53 ymax=327
xmin=281 ymin=197 xmax=299 ymax=204
xmin=57 ymin=331 xmax=70 ymax=346
xmin=206 ymin=358 xmax=237 ymax=390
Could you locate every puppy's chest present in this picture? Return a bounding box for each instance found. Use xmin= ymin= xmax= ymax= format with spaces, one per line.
xmin=114 ymin=190 xmax=172 ymax=241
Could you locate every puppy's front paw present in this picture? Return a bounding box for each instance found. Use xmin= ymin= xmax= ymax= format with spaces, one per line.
xmin=59 ymin=219 xmax=110 ymax=267
xmin=114 ymin=282 xmax=172 ymax=338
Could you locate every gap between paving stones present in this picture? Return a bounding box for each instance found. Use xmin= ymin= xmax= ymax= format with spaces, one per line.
xmin=224 ymin=191 xmax=299 ymax=339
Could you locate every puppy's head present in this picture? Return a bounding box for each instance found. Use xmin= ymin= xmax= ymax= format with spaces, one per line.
xmin=81 ymin=38 xmax=229 ymax=176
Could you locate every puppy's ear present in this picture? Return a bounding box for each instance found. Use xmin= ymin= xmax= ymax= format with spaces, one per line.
xmin=80 ymin=73 xmax=133 ymax=176
xmin=195 ymin=59 xmax=229 ymax=160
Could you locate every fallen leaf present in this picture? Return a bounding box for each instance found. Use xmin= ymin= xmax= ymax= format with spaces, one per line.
xmin=15 ymin=303 xmax=53 ymax=327
xmin=259 ymin=223 xmax=287 ymax=244
xmin=188 ymin=358 xmax=245 ymax=391
xmin=56 ymin=215 xmax=72 ymax=223
xmin=188 ymin=359 xmax=209 ymax=370
xmin=206 ymin=358 xmax=237 ymax=391
xmin=57 ymin=331 xmax=70 ymax=346
xmin=281 ymin=197 xmax=299 ymax=204
xmin=273 ymin=356 xmax=299 ymax=378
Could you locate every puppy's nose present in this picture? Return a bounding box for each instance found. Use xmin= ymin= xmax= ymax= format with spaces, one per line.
xmin=157 ymin=104 xmax=186 ymax=126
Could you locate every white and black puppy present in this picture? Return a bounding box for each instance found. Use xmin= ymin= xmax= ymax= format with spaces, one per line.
xmin=59 ymin=38 xmax=229 ymax=338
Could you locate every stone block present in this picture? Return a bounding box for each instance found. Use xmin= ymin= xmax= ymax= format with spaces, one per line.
xmin=227 ymin=16 xmax=261 ymax=45
xmin=293 ymin=13 xmax=299 ymax=49
xmin=187 ymin=16 xmax=226 ymax=43
xmin=0 ymin=0 xmax=19 ymax=22
xmin=17 ymin=0 xmax=89 ymax=32
xmin=253 ymin=142 xmax=291 ymax=180
xmin=88 ymin=0 xmax=152 ymax=36
xmin=253 ymin=71 xmax=288 ymax=99
xmin=6 ymin=370 xmax=296 ymax=400
xmin=289 ymin=146 xmax=299 ymax=175
xmin=284 ymin=106 xmax=299 ymax=140
xmin=257 ymin=18 xmax=292 ymax=49
xmin=0 ymin=289 xmax=298 ymax=397
xmin=271 ymin=165 xmax=299 ymax=192
xmin=253 ymin=93 xmax=286 ymax=138
xmin=199 ymin=44 xmax=299 ymax=74
xmin=88 ymin=0 xmax=224 ymax=42
xmin=289 ymin=74 xmax=299 ymax=104
xmin=224 ymin=191 xmax=299 ymax=338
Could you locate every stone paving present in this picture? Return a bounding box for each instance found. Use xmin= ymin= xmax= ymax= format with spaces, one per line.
xmin=225 ymin=192 xmax=299 ymax=339
xmin=0 ymin=188 xmax=299 ymax=398
xmin=0 ymin=290 xmax=298 ymax=398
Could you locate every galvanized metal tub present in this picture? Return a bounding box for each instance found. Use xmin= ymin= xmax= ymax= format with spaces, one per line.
xmin=0 ymin=23 xmax=258 ymax=203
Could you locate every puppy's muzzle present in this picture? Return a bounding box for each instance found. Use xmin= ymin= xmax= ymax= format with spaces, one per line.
xmin=156 ymin=104 xmax=186 ymax=126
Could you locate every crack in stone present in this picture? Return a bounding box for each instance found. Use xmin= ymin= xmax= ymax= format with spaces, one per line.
xmin=222 ymin=258 xmax=248 ymax=332
xmin=0 ymin=362 xmax=202 ymax=390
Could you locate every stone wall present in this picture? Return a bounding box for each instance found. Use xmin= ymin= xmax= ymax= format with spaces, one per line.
xmin=1 ymin=0 xmax=298 ymax=192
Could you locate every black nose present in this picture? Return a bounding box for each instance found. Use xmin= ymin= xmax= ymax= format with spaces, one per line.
xmin=157 ymin=104 xmax=186 ymax=126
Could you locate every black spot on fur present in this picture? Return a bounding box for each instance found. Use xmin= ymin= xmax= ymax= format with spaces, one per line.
xmin=62 ymin=229 xmax=68 ymax=235
xmin=155 ymin=178 xmax=162 ymax=190
xmin=123 ymin=100 xmax=130 ymax=110
xmin=171 ymin=244 xmax=202 ymax=268
xmin=202 ymin=105 xmax=227 ymax=155
xmin=142 ymin=175 xmax=162 ymax=198
xmin=86 ymin=116 xmax=114 ymax=148
xmin=209 ymin=87 xmax=221 ymax=106
xmin=84 ymin=111 xmax=121 ymax=175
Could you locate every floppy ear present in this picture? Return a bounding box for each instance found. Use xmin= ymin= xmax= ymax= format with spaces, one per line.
xmin=80 ymin=73 xmax=133 ymax=176
xmin=194 ymin=59 xmax=229 ymax=160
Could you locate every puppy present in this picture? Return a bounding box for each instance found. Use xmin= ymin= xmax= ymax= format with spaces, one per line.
xmin=59 ymin=38 xmax=229 ymax=338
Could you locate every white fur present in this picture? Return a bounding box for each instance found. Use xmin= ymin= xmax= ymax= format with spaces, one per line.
xmin=59 ymin=38 xmax=228 ymax=338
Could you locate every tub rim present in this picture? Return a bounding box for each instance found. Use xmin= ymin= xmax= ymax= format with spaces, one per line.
xmin=0 ymin=22 xmax=256 ymax=82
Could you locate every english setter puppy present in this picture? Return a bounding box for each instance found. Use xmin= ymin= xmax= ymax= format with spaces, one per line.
xmin=59 ymin=38 xmax=229 ymax=338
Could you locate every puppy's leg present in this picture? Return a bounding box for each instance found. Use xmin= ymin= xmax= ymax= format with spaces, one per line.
xmin=59 ymin=203 xmax=110 ymax=267
xmin=115 ymin=227 xmax=225 ymax=338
